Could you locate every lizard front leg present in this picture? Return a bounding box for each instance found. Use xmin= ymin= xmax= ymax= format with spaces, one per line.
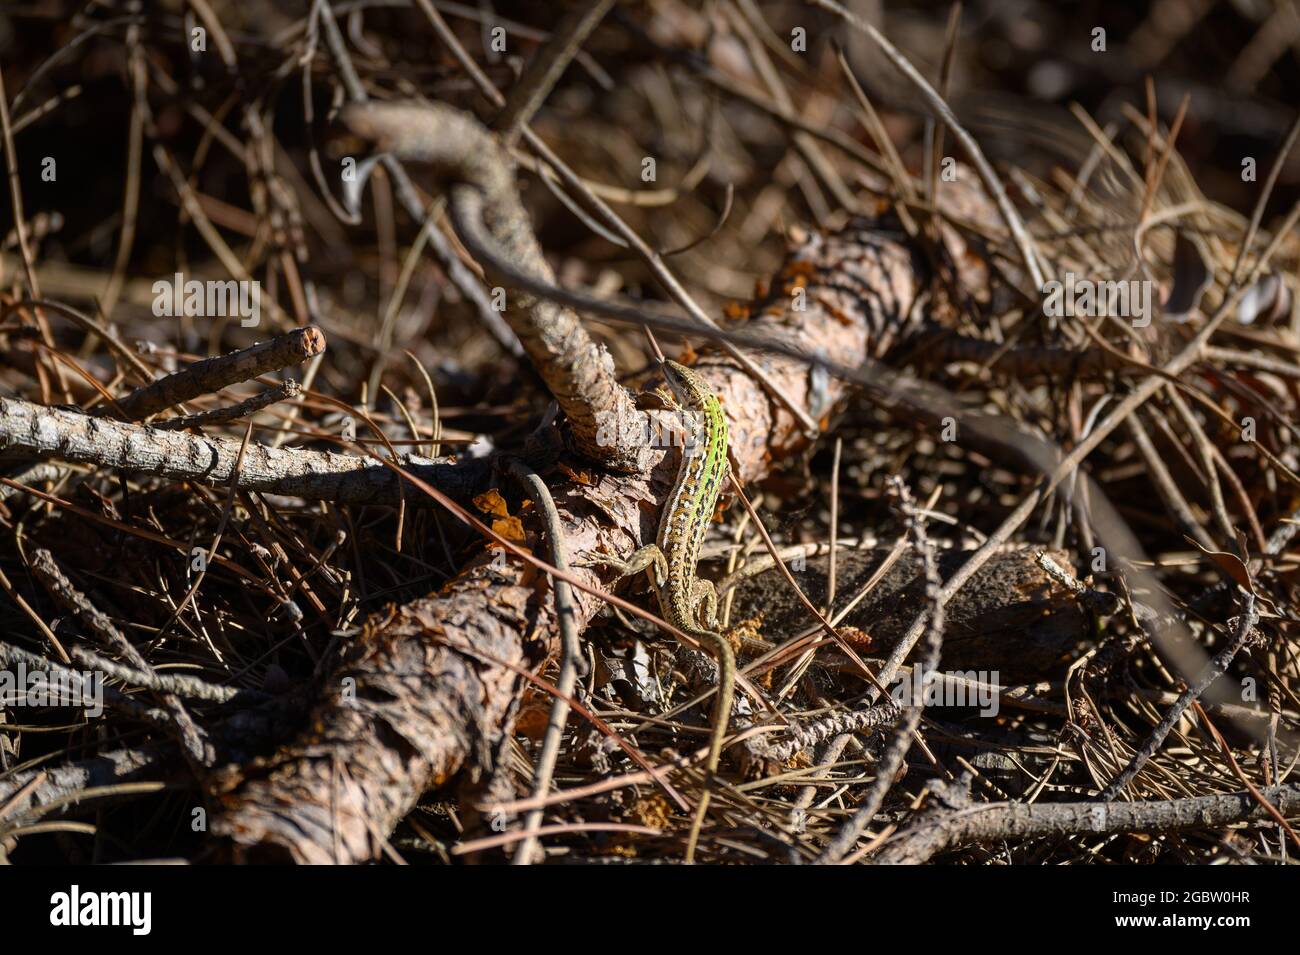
xmin=580 ymin=544 xmax=668 ymax=590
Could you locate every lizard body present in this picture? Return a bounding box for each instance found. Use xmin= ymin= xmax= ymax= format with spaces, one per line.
xmin=609 ymin=359 xmax=734 ymax=862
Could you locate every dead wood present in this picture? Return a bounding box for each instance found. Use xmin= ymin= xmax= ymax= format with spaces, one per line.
xmin=874 ymin=778 xmax=1300 ymax=865
xmin=0 ymin=396 xmax=480 ymax=504
xmin=205 ymin=213 xmax=922 ymax=862
xmin=2 ymin=2 xmax=1298 ymax=870
xmin=731 ymin=547 xmax=1093 ymax=682
xmin=114 ymin=326 xmax=325 ymax=422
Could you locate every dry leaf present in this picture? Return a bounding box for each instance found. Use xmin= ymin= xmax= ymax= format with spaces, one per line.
xmin=492 ymin=515 xmax=526 ymax=543
xmin=558 ymin=463 xmax=597 ymax=486
xmin=1185 ymin=535 xmax=1253 ymax=596
xmin=473 ymin=488 xmax=510 ymax=518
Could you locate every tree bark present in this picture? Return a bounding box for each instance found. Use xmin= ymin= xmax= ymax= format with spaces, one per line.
xmin=207 ymin=216 xmax=923 ymax=862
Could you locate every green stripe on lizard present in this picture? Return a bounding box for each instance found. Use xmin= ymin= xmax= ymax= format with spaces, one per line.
xmin=609 ymin=359 xmax=734 ymax=863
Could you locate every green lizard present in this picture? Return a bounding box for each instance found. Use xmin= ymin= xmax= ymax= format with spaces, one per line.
xmin=601 ymin=359 xmax=735 ymax=863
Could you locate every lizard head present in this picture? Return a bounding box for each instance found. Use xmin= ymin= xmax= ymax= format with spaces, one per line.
xmin=660 ymin=359 xmax=704 ymax=405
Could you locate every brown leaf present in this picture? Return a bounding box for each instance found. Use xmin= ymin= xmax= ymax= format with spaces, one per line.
xmin=558 ymin=463 xmax=597 ymax=487
xmin=1185 ymin=535 xmax=1254 ymax=595
xmin=515 ymin=691 xmax=552 ymax=741
xmin=492 ymin=515 xmax=526 ymax=543
xmin=473 ymin=488 xmax=509 ymax=518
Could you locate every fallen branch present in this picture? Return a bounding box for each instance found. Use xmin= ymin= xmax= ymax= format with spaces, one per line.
xmin=114 ymin=326 xmax=324 ymax=421
xmin=0 ymin=395 xmax=481 ymax=504
xmin=153 ymin=380 xmax=301 ymax=431
xmin=206 ymin=211 xmax=924 ymax=862
xmin=874 ymin=780 xmax=1300 ymax=864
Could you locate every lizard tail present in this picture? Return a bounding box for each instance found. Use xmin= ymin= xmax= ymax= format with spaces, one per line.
xmin=684 ymin=631 xmax=735 ymax=863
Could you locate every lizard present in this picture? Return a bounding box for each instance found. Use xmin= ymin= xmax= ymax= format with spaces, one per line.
xmin=594 ymin=358 xmax=735 ymax=863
